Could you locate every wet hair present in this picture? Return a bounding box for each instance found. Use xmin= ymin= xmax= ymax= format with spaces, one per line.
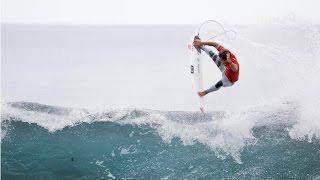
xmin=218 ymin=50 xmax=230 ymax=61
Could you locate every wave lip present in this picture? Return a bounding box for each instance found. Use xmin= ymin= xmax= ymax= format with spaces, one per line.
xmin=7 ymin=101 xmax=74 ymax=115
xmin=2 ymin=101 xmax=91 ymax=132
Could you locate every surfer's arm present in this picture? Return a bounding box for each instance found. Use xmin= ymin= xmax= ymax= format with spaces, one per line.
xmin=201 ymin=41 xmax=219 ymax=48
xmin=194 ymin=40 xmax=220 ymax=49
xmin=202 ymin=41 xmax=227 ymax=53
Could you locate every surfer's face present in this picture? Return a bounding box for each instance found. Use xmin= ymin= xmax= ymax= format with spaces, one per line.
xmin=219 ymin=51 xmax=228 ymax=61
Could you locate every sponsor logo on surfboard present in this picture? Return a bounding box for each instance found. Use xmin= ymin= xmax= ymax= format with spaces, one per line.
xmin=191 ymin=65 xmax=194 ymax=74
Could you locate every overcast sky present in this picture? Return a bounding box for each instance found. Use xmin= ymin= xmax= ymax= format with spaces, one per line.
xmin=1 ymin=0 xmax=320 ymax=24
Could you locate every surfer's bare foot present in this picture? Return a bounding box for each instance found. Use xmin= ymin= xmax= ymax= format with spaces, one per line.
xmin=198 ymin=91 xmax=207 ymax=97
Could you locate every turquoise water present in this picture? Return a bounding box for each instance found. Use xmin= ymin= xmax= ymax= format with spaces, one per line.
xmin=1 ymin=102 xmax=320 ymax=179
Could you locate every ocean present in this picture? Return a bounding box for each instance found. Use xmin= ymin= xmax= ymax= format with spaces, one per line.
xmin=1 ymin=23 xmax=320 ymax=179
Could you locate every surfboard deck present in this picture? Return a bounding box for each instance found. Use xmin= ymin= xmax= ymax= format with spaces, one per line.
xmin=189 ymin=35 xmax=205 ymax=112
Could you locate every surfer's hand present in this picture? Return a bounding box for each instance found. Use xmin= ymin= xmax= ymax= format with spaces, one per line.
xmin=193 ymin=40 xmax=202 ymax=47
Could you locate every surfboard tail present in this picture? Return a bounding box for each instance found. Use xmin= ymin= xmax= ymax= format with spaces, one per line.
xmin=199 ymin=97 xmax=205 ymax=112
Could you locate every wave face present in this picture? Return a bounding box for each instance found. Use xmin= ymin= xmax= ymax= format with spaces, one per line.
xmin=1 ymin=102 xmax=320 ymax=179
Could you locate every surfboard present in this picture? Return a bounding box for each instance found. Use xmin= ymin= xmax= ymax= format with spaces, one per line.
xmin=189 ymin=35 xmax=205 ymax=112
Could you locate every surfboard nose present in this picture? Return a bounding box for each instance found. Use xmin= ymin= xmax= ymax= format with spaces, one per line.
xmin=194 ymin=35 xmax=201 ymax=41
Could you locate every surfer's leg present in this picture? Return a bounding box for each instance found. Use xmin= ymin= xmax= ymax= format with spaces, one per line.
xmin=203 ymin=74 xmax=234 ymax=94
xmin=201 ymin=46 xmax=222 ymax=69
xmin=204 ymin=80 xmax=223 ymax=94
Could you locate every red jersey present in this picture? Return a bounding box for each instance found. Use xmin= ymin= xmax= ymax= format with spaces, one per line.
xmin=216 ymin=45 xmax=239 ymax=83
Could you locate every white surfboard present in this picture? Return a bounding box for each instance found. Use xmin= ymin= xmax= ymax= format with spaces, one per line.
xmin=189 ymin=35 xmax=205 ymax=112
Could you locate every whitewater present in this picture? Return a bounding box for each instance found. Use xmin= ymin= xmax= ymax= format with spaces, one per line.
xmin=1 ymin=22 xmax=320 ymax=179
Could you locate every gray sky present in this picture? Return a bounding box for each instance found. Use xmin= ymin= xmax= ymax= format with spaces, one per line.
xmin=1 ymin=0 xmax=320 ymax=24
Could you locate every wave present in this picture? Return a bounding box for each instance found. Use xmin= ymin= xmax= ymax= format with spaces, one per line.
xmin=2 ymin=101 xmax=317 ymax=164
xmin=2 ymin=101 xmax=320 ymax=179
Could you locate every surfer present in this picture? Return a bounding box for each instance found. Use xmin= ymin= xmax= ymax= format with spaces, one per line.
xmin=193 ymin=38 xmax=239 ymax=97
